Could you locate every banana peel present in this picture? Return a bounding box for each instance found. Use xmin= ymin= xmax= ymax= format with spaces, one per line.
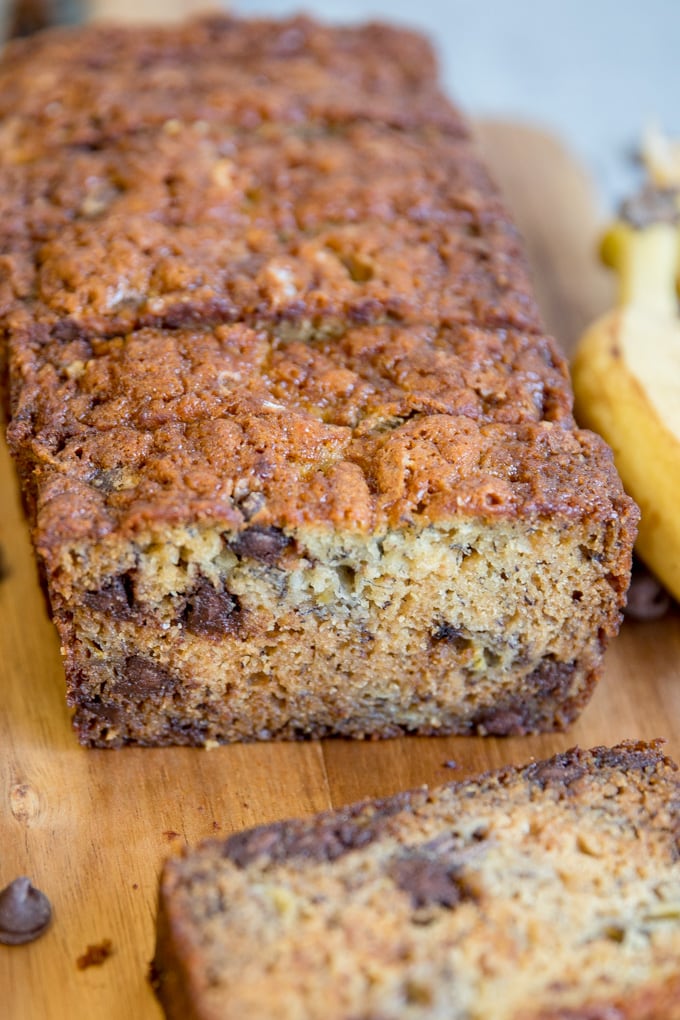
xmin=572 ymin=202 xmax=680 ymax=603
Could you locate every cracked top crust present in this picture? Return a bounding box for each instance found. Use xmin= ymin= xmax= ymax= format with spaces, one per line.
xmin=0 ymin=15 xmax=638 ymax=556
xmin=1 ymin=118 xmax=538 ymax=335
xmin=8 ymin=313 xmax=635 ymax=550
xmin=0 ymin=16 xmax=534 ymax=337
xmin=0 ymin=15 xmax=463 ymax=150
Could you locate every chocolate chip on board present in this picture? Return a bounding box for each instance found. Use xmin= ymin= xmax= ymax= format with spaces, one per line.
xmin=0 ymin=877 xmax=52 ymax=945
xmin=76 ymin=938 xmax=113 ymax=970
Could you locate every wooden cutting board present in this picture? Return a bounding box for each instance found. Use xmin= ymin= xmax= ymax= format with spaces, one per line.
xmin=2 ymin=120 xmax=679 ymax=1020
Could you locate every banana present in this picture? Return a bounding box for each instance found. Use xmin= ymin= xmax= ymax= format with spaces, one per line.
xmin=642 ymin=124 xmax=680 ymax=189
xmin=571 ymin=191 xmax=680 ymax=603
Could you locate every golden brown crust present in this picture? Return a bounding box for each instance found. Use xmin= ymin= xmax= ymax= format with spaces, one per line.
xmin=0 ymin=17 xmax=474 ymax=344
xmin=7 ymin=312 xmax=635 ymax=552
xmin=23 ymin=130 xmax=538 ymax=338
xmin=1 ymin=15 xmax=634 ymax=551
xmin=0 ymin=15 xmax=462 ymax=145
xmin=10 ymin=407 xmax=635 ymax=556
xmin=0 ymin=119 xmax=539 ymax=338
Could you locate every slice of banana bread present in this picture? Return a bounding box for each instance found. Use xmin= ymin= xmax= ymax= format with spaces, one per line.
xmin=8 ymin=313 xmax=634 ymax=746
xmin=153 ymin=742 xmax=680 ymax=1020
xmin=0 ymin=15 xmax=638 ymax=745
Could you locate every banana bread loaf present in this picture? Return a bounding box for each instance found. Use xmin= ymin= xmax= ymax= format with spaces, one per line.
xmin=0 ymin=15 xmax=637 ymax=746
xmin=152 ymin=741 xmax=680 ymax=1019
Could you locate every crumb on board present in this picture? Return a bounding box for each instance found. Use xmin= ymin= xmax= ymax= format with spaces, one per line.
xmin=77 ymin=939 xmax=113 ymax=970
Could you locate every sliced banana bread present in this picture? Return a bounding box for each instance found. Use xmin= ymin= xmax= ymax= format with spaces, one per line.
xmin=153 ymin=741 xmax=680 ymax=1020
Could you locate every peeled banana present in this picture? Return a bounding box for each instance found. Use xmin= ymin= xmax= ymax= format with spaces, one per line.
xmin=571 ymin=186 xmax=680 ymax=603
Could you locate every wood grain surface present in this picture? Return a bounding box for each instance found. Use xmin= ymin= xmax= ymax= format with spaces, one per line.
xmin=2 ymin=120 xmax=679 ymax=1020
